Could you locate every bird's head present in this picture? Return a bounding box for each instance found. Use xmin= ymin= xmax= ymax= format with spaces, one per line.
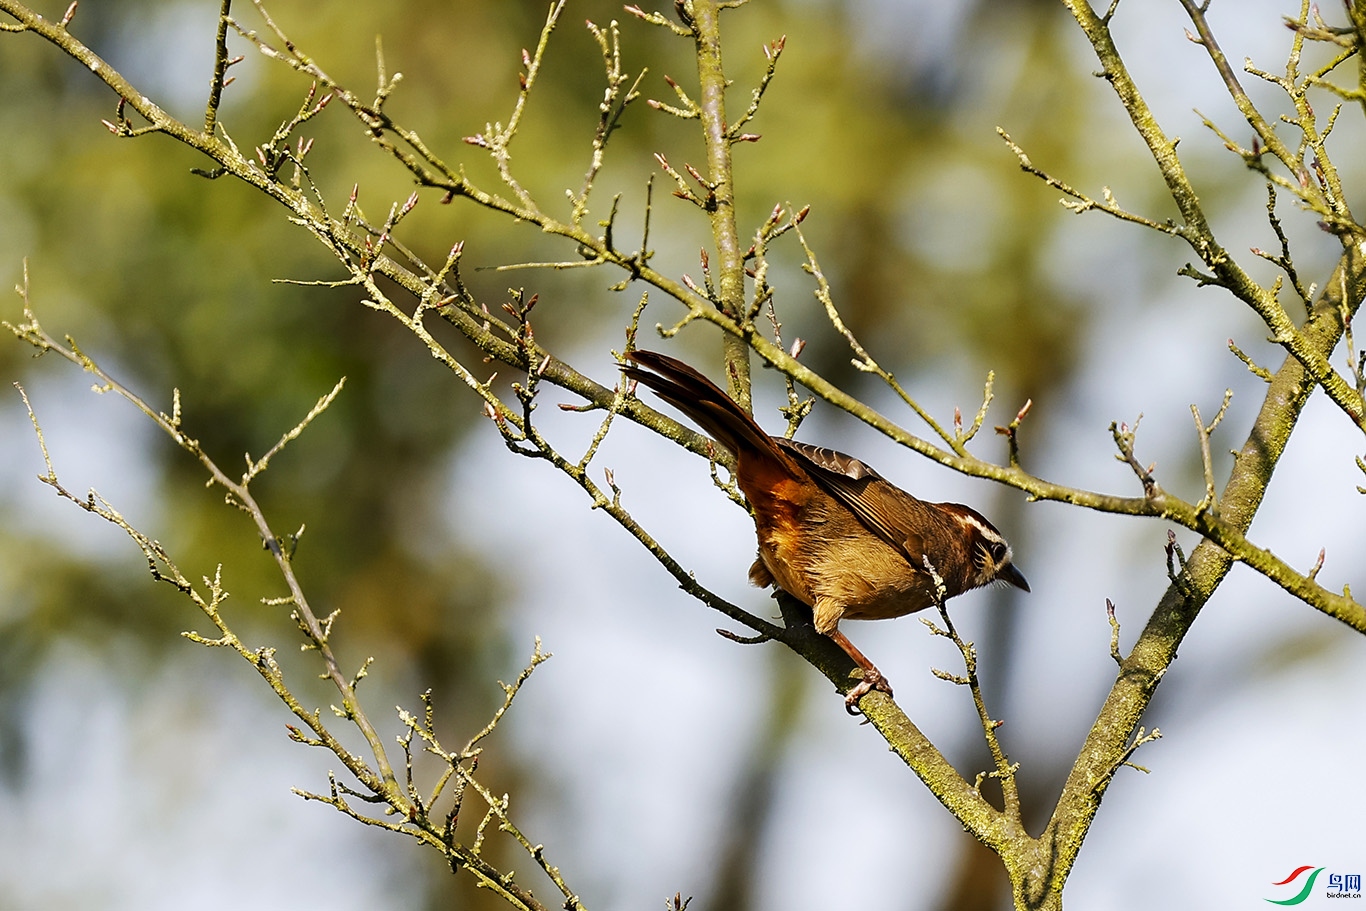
xmin=941 ymin=503 xmax=1030 ymax=594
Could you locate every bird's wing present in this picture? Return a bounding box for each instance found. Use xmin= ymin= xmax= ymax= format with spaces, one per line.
xmin=772 ymin=437 xmax=931 ymax=567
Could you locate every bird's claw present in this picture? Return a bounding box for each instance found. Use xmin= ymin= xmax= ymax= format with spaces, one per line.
xmin=844 ymin=668 xmax=893 ymax=715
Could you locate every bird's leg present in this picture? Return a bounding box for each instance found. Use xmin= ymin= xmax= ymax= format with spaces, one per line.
xmin=827 ymin=627 xmax=893 ymax=713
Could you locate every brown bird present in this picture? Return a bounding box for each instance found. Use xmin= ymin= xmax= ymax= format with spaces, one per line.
xmin=622 ymin=349 xmax=1028 ymax=710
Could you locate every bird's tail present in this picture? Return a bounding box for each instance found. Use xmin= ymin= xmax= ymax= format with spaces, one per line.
xmin=622 ymin=349 xmax=801 ymax=476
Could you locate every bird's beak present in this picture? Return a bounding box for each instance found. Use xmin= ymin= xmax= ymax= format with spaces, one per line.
xmin=998 ymin=562 xmax=1030 ymax=592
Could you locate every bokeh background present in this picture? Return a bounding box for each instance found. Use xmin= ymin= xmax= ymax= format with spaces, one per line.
xmin=1 ymin=0 xmax=1363 ymax=908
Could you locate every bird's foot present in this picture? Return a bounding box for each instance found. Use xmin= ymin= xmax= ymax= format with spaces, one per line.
xmin=843 ymin=667 xmax=893 ymax=715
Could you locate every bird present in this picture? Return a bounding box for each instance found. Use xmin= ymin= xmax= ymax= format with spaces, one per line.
xmin=621 ymin=349 xmax=1028 ymax=711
